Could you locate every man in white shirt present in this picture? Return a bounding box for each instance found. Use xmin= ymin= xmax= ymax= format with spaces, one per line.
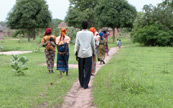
xmin=74 ymin=20 xmax=96 ymax=89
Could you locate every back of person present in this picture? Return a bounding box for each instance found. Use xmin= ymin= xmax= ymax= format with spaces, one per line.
xmin=76 ymin=30 xmax=94 ymax=58
xmin=45 ymin=37 xmax=55 ymax=51
xmin=41 ymin=35 xmax=56 ymax=52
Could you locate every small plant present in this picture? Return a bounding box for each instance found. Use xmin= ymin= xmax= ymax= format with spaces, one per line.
xmin=0 ymin=45 xmax=3 ymax=51
xmin=34 ymin=44 xmax=42 ymax=52
xmin=11 ymin=55 xmax=29 ymax=75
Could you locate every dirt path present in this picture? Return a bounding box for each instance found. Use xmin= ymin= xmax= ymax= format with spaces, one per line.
xmin=0 ymin=51 xmax=32 ymax=55
xmin=60 ymin=47 xmax=120 ymax=108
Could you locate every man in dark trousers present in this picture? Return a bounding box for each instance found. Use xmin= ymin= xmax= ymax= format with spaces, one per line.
xmin=74 ymin=20 xmax=96 ymax=89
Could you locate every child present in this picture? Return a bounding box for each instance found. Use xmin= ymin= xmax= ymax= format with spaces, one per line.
xmin=118 ymin=39 xmax=122 ymax=48
xmin=45 ymin=37 xmax=56 ymax=51
xmin=116 ymin=39 xmax=119 ymax=48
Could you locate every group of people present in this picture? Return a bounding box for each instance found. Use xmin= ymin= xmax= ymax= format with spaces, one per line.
xmin=42 ymin=20 xmax=110 ymax=89
xmin=41 ymin=28 xmax=70 ymax=78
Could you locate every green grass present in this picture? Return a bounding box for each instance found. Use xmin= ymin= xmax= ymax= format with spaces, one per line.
xmin=0 ymin=52 xmax=78 ymax=108
xmin=92 ymin=38 xmax=173 ymax=108
xmin=0 ymin=37 xmax=78 ymax=107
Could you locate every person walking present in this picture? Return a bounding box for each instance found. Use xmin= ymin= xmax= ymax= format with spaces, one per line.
xmin=41 ymin=28 xmax=56 ymax=73
xmin=89 ymin=27 xmax=98 ymax=76
xmin=97 ymin=32 xmax=107 ymax=65
xmin=74 ymin=20 xmax=96 ymax=89
xmin=118 ymin=39 xmax=122 ymax=48
xmin=103 ymin=31 xmax=110 ymax=56
xmin=56 ymin=28 xmax=71 ymax=78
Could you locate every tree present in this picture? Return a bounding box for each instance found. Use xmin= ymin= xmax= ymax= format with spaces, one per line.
xmin=7 ymin=0 xmax=51 ymax=42
xmin=131 ymin=1 xmax=173 ymax=46
xmin=95 ymin=0 xmax=136 ymax=42
xmin=65 ymin=0 xmax=99 ymax=28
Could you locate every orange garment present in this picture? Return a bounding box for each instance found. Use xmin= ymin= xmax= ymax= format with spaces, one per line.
xmin=89 ymin=27 xmax=96 ymax=36
xmin=90 ymin=27 xmax=96 ymax=74
xmin=60 ymin=28 xmax=67 ymax=41
xmin=41 ymin=35 xmax=56 ymax=52
xmin=56 ymin=28 xmax=70 ymax=45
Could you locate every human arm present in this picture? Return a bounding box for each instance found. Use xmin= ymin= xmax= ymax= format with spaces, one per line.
xmin=74 ymin=33 xmax=79 ymax=55
xmin=91 ymin=34 xmax=96 ymax=56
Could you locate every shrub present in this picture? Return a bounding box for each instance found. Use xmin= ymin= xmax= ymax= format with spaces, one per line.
xmin=131 ymin=24 xmax=173 ymax=46
xmin=66 ymin=27 xmax=80 ymax=44
xmin=11 ymin=55 xmax=29 ymax=75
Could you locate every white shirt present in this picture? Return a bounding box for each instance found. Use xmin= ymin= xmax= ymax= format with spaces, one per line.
xmin=74 ymin=29 xmax=96 ymax=58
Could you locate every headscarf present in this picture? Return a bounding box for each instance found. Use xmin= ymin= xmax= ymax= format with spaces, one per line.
xmin=44 ymin=28 xmax=52 ymax=36
xmin=89 ymin=27 xmax=96 ymax=36
xmin=60 ymin=28 xmax=67 ymax=41
xmin=99 ymin=32 xmax=103 ymax=40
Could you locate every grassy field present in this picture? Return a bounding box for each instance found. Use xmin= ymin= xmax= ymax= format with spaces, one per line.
xmin=0 ymin=37 xmax=79 ymax=107
xmin=92 ymin=38 xmax=173 ymax=108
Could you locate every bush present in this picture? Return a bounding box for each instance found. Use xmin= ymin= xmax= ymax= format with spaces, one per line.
xmin=67 ymin=27 xmax=80 ymax=44
xmin=131 ymin=24 xmax=173 ymax=46
xmin=11 ymin=55 xmax=29 ymax=75
xmin=131 ymin=1 xmax=173 ymax=46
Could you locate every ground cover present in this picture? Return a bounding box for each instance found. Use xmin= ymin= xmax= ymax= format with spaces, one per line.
xmin=92 ymin=38 xmax=173 ymax=108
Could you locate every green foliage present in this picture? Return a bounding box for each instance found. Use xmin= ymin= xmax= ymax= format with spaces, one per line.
xmin=11 ymin=55 xmax=28 ymax=75
xmin=66 ymin=27 xmax=80 ymax=44
xmin=131 ymin=24 xmax=173 ymax=46
xmin=7 ymin=0 xmax=52 ymax=41
xmin=65 ymin=0 xmax=99 ymax=28
xmin=95 ymin=0 xmax=136 ymax=28
xmin=49 ymin=19 xmax=63 ymax=28
xmin=131 ymin=1 xmax=173 ymax=46
xmin=95 ymin=0 xmax=136 ymax=42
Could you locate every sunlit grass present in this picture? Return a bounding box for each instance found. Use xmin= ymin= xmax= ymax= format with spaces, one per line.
xmin=92 ymin=39 xmax=173 ymax=108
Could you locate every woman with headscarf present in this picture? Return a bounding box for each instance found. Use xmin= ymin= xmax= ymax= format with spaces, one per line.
xmin=103 ymin=31 xmax=110 ymax=56
xmin=41 ymin=28 xmax=56 ymax=73
xmin=97 ymin=32 xmax=107 ymax=65
xmin=56 ymin=28 xmax=71 ymax=77
xmin=89 ymin=27 xmax=98 ymax=75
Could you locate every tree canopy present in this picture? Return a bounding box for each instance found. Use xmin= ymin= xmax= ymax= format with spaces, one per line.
xmin=95 ymin=0 xmax=137 ymax=42
xmin=7 ymin=0 xmax=51 ymax=41
xmin=65 ymin=0 xmax=99 ymax=28
xmin=131 ymin=0 xmax=173 ymax=46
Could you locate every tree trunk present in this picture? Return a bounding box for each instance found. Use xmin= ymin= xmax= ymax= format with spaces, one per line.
xmin=28 ymin=29 xmax=31 ymax=42
xmin=33 ymin=28 xmax=36 ymax=40
xmin=113 ymin=27 xmax=115 ymax=43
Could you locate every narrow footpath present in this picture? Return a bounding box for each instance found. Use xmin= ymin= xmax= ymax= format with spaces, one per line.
xmin=60 ymin=47 xmax=120 ymax=108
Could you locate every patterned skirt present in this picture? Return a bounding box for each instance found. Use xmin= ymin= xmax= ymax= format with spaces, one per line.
xmin=105 ymin=42 xmax=109 ymax=54
xmin=97 ymin=44 xmax=105 ymax=61
xmin=91 ymin=55 xmax=96 ymax=74
xmin=57 ymin=43 xmax=69 ymax=72
xmin=45 ymin=50 xmax=55 ymax=70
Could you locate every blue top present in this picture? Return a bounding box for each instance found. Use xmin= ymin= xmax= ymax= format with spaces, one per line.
xmin=118 ymin=41 xmax=122 ymax=46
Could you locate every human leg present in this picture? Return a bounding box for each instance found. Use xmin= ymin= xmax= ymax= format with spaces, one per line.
xmin=83 ymin=57 xmax=92 ymax=89
xmin=78 ymin=58 xmax=84 ymax=87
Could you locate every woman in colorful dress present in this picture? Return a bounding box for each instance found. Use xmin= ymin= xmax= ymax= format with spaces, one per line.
xmin=41 ymin=28 xmax=56 ymax=73
xmin=103 ymin=31 xmax=110 ymax=56
xmin=97 ymin=32 xmax=107 ymax=65
xmin=89 ymin=27 xmax=98 ymax=75
xmin=56 ymin=28 xmax=71 ymax=77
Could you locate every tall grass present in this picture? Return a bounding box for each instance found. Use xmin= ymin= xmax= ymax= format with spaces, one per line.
xmin=0 ymin=37 xmax=78 ymax=107
xmin=92 ymin=37 xmax=173 ymax=108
